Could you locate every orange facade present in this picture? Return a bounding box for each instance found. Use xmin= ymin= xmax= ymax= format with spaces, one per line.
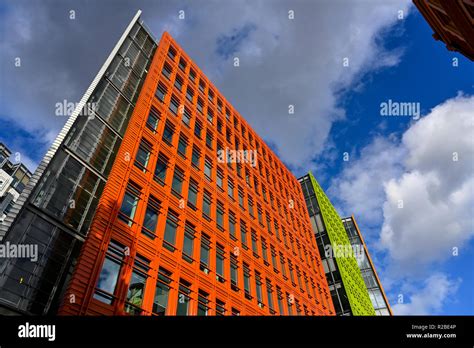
xmin=59 ymin=32 xmax=334 ymax=316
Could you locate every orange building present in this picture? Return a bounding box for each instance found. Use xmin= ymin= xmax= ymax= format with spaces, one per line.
xmin=58 ymin=17 xmax=334 ymax=316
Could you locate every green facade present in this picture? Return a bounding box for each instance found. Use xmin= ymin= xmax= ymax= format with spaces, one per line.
xmin=308 ymin=173 xmax=375 ymax=316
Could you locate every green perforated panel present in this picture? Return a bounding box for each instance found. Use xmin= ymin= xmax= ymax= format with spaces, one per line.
xmin=309 ymin=173 xmax=375 ymax=316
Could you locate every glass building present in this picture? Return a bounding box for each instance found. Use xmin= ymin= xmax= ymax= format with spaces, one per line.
xmin=0 ymin=10 xmax=157 ymax=315
xmin=299 ymin=172 xmax=375 ymax=316
xmin=342 ymin=216 xmax=391 ymax=315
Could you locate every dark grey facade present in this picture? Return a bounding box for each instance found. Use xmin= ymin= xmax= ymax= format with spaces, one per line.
xmin=0 ymin=11 xmax=157 ymax=315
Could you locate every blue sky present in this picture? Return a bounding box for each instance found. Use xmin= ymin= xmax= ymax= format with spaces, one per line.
xmin=0 ymin=0 xmax=473 ymax=315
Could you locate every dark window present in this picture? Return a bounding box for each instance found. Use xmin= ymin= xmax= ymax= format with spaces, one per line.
xmin=216 ymin=243 xmax=225 ymax=280
xmin=182 ymin=222 xmax=195 ymax=263
xmin=230 ymin=254 xmax=239 ymax=290
xmin=216 ymin=299 xmax=225 ymax=316
xmin=216 ymin=201 xmax=224 ymax=230
xmin=191 ymin=147 xmax=201 ymax=168
xmin=204 ymin=158 xmax=212 ymax=180
xmin=171 ymin=166 xmax=184 ymax=196
xmin=94 ymin=241 xmax=125 ymax=304
xmin=240 ymin=221 xmax=248 ymax=247
xmin=194 ymin=121 xmax=202 ymax=138
xmin=153 ymin=267 xmax=172 ymax=315
xmin=163 ymin=210 xmax=179 ymax=251
xmin=197 ymin=290 xmax=210 ymax=316
xmin=174 ymin=75 xmax=183 ymax=91
xmin=124 ymin=255 xmax=150 ymax=315
xmin=134 ymin=138 xmax=152 ymax=172
xmin=142 ymin=196 xmax=160 ymax=239
xmin=187 ymin=179 xmax=198 ymax=209
xmin=146 ymin=107 xmax=160 ymax=131
xmin=118 ymin=182 xmax=141 ymax=226
xmin=169 ymin=95 xmax=180 ymax=115
xmin=154 ymin=154 xmax=168 ymax=185
xmin=162 ymin=122 xmax=174 ymax=144
xmin=176 ymin=279 xmax=191 ymax=315
xmin=243 ymin=263 xmax=252 ymax=299
xmin=178 ymin=135 xmax=188 ymax=157
xmin=202 ymin=190 xmax=212 ymax=219
xmin=200 ymin=233 xmax=211 ymax=272
xmin=229 ymin=212 xmax=236 ymax=238
xmin=161 ymin=64 xmax=172 ymax=79
xmin=182 ymin=106 xmax=191 ymax=127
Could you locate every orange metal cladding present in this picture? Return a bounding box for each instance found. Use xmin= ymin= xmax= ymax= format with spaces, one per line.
xmin=59 ymin=32 xmax=335 ymax=316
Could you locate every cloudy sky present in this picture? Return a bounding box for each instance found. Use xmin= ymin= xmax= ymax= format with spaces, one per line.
xmin=0 ymin=0 xmax=473 ymax=315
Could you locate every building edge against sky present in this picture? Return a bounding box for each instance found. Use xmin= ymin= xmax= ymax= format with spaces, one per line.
xmin=299 ymin=173 xmax=376 ymax=316
xmin=0 ymin=10 xmax=157 ymax=315
xmin=0 ymin=10 xmax=334 ymax=316
xmin=342 ymin=216 xmax=392 ymax=315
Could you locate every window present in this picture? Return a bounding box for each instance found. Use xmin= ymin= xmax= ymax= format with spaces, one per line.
xmin=182 ymin=222 xmax=195 ymax=263
xmin=205 ymin=131 xmax=213 ymax=149
xmin=217 ymin=99 xmax=223 ymax=113
xmin=187 ymin=179 xmax=198 ymax=209
xmin=202 ymin=190 xmax=212 ymax=219
xmin=197 ymin=97 xmax=204 ymax=113
xmin=176 ymin=279 xmax=191 ymax=315
xmin=146 ymin=107 xmax=160 ymax=131
xmin=197 ymin=290 xmax=210 ymax=316
xmin=134 ymin=139 xmax=152 ymax=172
xmin=186 ymin=87 xmax=194 ymax=102
xmin=191 ymin=147 xmax=201 ymax=168
xmin=178 ymin=135 xmax=188 ymax=157
xmin=124 ymin=255 xmax=150 ymax=315
xmin=216 ymin=168 xmax=224 ymax=189
xmin=153 ymin=267 xmax=172 ymax=315
xmin=271 ymin=246 xmax=278 ymax=272
xmin=266 ymin=279 xmax=274 ymax=312
xmin=230 ymin=254 xmax=239 ymax=291
xmin=255 ymin=272 xmax=263 ymax=305
xmin=174 ymin=75 xmax=183 ymax=91
xmin=179 ymin=58 xmax=186 ymax=71
xmin=257 ymin=206 xmax=263 ymax=225
xmin=227 ymin=178 xmax=234 ymax=199
xmin=194 ymin=120 xmax=202 ymax=138
xmin=142 ymin=195 xmax=160 ymax=239
xmin=171 ymin=167 xmax=184 ymax=197
xmin=261 ymin=238 xmax=269 ymax=264
xmin=118 ymin=182 xmax=141 ymax=226
xmin=276 ymin=287 xmax=285 ymax=315
xmin=229 ymin=212 xmax=236 ymax=239
xmin=94 ymin=240 xmax=125 ymax=304
xmin=216 ymin=299 xmax=226 ymax=316
xmin=238 ymin=188 xmax=244 ymax=208
xmin=189 ymin=69 xmax=196 ymax=82
xmin=162 ymin=122 xmax=174 ymax=144
xmin=207 ymin=108 xmax=213 ymax=124
xmin=169 ymin=95 xmax=180 ymax=115
xmin=161 ymin=64 xmax=172 ymax=79
xmin=288 ymin=261 xmax=295 ymax=284
xmin=248 ymin=196 xmax=254 ymax=217
xmin=208 ymin=89 xmax=214 ymax=102
xmin=204 ymin=157 xmax=213 ymax=180
xmin=217 ymin=118 xmax=223 ymax=133
xmin=163 ymin=210 xmax=179 ymax=251
xmin=154 ymin=154 xmax=168 ymax=185
xmin=200 ymin=233 xmax=211 ymax=272
xmin=251 ymin=230 xmax=258 ymax=255
xmin=167 ymin=46 xmax=176 ymax=60
xmin=240 ymin=221 xmax=248 ymax=248
xmin=155 ymin=82 xmax=168 ymax=102
xmin=231 ymin=307 xmax=240 ymax=316
xmin=182 ymin=106 xmax=191 ymax=127
xmin=225 ymin=108 xmax=231 ymax=120
xmin=279 ymin=253 xmax=287 ymax=278
xmin=216 ymin=201 xmax=224 ymax=230
xmin=199 ymin=79 xmax=205 ymax=93
xmin=216 ymin=243 xmax=225 ymax=281
xmin=287 ymin=293 xmax=293 ymax=315
xmin=243 ymin=263 xmax=252 ymax=299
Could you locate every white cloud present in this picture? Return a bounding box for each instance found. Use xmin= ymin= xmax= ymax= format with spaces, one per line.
xmin=392 ymin=273 xmax=461 ymax=315
xmin=329 ymin=94 xmax=474 ymax=313
xmin=0 ymin=0 xmax=412 ymax=170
